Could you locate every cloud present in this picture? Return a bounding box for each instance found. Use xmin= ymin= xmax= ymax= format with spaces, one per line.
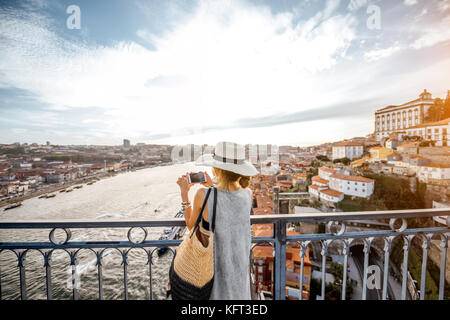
xmin=410 ymin=16 xmax=450 ymax=49
xmin=347 ymin=0 xmax=368 ymax=11
xmin=404 ymin=0 xmax=418 ymax=6
xmin=364 ymin=44 xmax=401 ymax=61
xmin=0 ymin=0 xmax=358 ymax=143
xmin=1 ymin=0 xmax=449 ymax=145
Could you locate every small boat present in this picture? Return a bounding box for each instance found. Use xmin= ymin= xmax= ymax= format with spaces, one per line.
xmin=38 ymin=195 xmax=46 ymax=199
xmin=66 ymin=188 xmax=73 ymax=193
xmin=74 ymin=185 xmax=83 ymax=189
xmin=157 ymin=211 xmax=186 ymax=256
xmin=87 ymin=181 xmax=95 ymax=185
xmin=59 ymin=189 xmax=66 ymax=193
xmin=4 ymin=202 xmax=22 ymax=211
xmin=46 ymin=194 xmax=56 ymax=198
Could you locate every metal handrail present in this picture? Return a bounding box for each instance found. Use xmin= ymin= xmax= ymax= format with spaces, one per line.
xmin=0 ymin=209 xmax=449 ymax=301
xmin=0 ymin=207 xmax=448 ymax=228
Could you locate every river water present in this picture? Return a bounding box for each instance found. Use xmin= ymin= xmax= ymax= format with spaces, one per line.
xmin=0 ymin=162 xmax=208 ymax=300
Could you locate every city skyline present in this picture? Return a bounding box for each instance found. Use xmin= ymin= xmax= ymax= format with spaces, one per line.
xmin=1 ymin=0 xmax=450 ymax=147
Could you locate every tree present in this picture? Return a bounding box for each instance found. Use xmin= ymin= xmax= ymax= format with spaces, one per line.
xmin=316 ymin=155 xmax=330 ymax=162
xmin=425 ymin=98 xmax=445 ymax=122
xmin=444 ymin=91 xmax=450 ymax=120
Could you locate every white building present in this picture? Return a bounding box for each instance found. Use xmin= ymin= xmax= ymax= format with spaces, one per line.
xmin=318 ymin=166 xmax=338 ymax=179
xmin=312 ymin=176 xmax=329 ymax=187
xmin=319 ymin=189 xmax=344 ymax=203
xmin=374 ymin=90 xmax=434 ymax=141
xmin=328 ymin=174 xmax=375 ymax=198
xmin=309 ymin=166 xmax=374 ymax=203
xmin=332 ymin=142 xmax=364 ymax=160
xmin=308 ymin=184 xmax=327 ymax=198
xmin=404 ymin=118 xmax=450 ymax=147
xmin=417 ymin=163 xmax=450 ymax=182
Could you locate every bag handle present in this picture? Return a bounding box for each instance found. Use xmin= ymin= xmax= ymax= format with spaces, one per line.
xmin=211 ymin=187 xmax=217 ymax=233
xmin=189 ymin=187 xmax=212 ymax=239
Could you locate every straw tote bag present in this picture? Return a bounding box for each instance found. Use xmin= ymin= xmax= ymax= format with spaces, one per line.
xmin=169 ymin=187 xmax=217 ymax=300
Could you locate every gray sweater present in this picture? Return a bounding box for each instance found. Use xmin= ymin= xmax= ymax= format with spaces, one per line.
xmin=207 ymin=187 xmax=252 ymax=300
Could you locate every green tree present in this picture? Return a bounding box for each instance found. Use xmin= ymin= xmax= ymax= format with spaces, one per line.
xmin=425 ymin=98 xmax=445 ymax=122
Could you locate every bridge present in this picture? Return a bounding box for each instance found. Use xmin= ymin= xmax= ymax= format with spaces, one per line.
xmin=0 ymin=207 xmax=448 ymax=300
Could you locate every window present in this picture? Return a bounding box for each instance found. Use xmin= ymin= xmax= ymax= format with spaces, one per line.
xmin=363 ymin=189 xmax=366 ymax=193
xmin=258 ymin=266 xmax=263 ymax=273
xmin=258 ymin=275 xmax=263 ymax=282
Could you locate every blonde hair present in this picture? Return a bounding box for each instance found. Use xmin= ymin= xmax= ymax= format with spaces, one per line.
xmin=213 ymin=167 xmax=250 ymax=190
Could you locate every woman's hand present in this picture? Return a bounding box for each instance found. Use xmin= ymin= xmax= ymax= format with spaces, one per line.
xmin=177 ymin=173 xmax=193 ymax=202
xmin=200 ymin=171 xmax=214 ymax=188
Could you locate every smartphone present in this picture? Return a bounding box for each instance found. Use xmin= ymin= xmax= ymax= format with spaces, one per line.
xmin=188 ymin=172 xmax=207 ymax=184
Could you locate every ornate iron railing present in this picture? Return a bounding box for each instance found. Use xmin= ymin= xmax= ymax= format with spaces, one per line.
xmin=0 ymin=208 xmax=449 ymax=300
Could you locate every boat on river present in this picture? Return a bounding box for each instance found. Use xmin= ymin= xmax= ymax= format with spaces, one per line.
xmin=46 ymin=194 xmax=56 ymax=198
xmin=4 ymin=202 xmax=22 ymax=211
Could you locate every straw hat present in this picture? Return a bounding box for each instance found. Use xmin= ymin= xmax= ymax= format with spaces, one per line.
xmin=195 ymin=141 xmax=258 ymax=176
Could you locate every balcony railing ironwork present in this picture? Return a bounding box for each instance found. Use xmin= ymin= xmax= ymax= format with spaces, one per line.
xmin=0 ymin=208 xmax=448 ymax=300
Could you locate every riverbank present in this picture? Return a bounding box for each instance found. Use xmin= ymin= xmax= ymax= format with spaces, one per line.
xmin=0 ymin=162 xmax=173 ymax=209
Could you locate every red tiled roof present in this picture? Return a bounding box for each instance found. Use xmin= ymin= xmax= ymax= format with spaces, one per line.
xmin=421 ymin=163 xmax=450 ymax=169
xmin=319 ymin=167 xmax=337 ymax=174
xmin=253 ymin=245 xmax=274 ymax=258
xmin=320 ymin=189 xmax=343 ymax=198
xmin=330 ymin=173 xmax=374 ymax=183
xmin=334 ymin=141 xmax=364 ymax=147
xmin=312 ymin=176 xmax=329 ymax=184
xmin=309 ymin=184 xmax=327 ymax=191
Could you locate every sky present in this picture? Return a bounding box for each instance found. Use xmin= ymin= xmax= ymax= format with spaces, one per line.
xmin=0 ymin=0 xmax=449 ymax=147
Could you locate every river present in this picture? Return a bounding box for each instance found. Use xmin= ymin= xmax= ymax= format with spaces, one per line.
xmin=0 ymin=162 xmax=208 ymax=300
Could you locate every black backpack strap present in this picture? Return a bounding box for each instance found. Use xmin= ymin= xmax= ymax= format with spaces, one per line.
xmin=189 ymin=187 xmax=212 ymax=239
xmin=211 ymin=187 xmax=217 ymax=233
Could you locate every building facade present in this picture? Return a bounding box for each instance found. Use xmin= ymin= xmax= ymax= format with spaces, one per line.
xmin=374 ymin=90 xmax=434 ymax=141
xmin=332 ymin=142 xmax=364 ymax=160
xmin=328 ymin=174 xmax=375 ymax=198
xmin=404 ymin=118 xmax=450 ymax=147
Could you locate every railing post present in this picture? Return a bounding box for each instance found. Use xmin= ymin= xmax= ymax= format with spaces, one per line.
xmin=273 ymin=219 xmax=286 ymax=300
xmin=96 ymin=251 xmax=103 ymax=300
xmin=419 ymin=234 xmax=432 ymax=300
xmin=44 ymin=251 xmax=53 ymax=300
xmin=148 ymin=252 xmax=153 ymax=300
xmin=299 ymin=241 xmax=310 ymax=301
xmin=17 ymin=251 xmax=27 ymax=300
xmin=69 ymin=252 xmax=78 ymax=300
xmin=382 ymin=237 xmax=394 ymax=300
xmin=122 ymin=251 xmax=129 ymax=300
xmin=361 ymin=237 xmax=373 ymax=300
xmin=401 ymin=235 xmax=414 ymax=300
xmin=438 ymin=234 xmax=448 ymax=300
xmin=320 ymin=240 xmax=331 ymax=300
xmin=341 ymin=239 xmax=353 ymax=300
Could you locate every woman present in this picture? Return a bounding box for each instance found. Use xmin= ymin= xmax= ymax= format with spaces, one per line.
xmin=176 ymin=141 xmax=258 ymax=300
